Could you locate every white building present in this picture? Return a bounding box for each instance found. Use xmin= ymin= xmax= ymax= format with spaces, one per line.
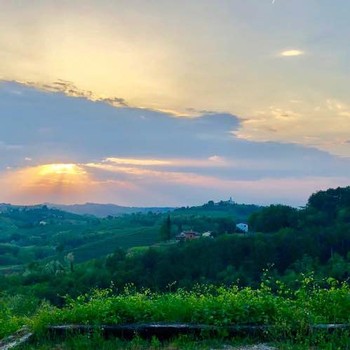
xmin=236 ymin=223 xmax=248 ymax=233
xmin=202 ymin=231 xmax=213 ymax=238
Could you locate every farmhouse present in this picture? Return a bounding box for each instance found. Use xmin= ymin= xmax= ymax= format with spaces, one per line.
xmin=176 ymin=230 xmax=201 ymax=241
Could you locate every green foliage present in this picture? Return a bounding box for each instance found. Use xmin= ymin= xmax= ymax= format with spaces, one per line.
xmin=249 ymin=205 xmax=299 ymax=233
xmin=0 ymin=294 xmax=38 ymax=338
xmin=24 ymin=278 xmax=350 ymax=343
xmin=0 ymin=201 xmax=256 ymax=269
xmin=0 ymin=207 xmax=163 ymax=268
xmin=159 ymin=215 xmax=171 ymax=241
xmin=307 ymin=186 xmax=350 ymax=217
xmin=3 ymin=277 xmax=350 ymax=348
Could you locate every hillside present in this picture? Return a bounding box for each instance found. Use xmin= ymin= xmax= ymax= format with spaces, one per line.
xmin=173 ymin=200 xmax=261 ymax=220
xmin=0 ymin=200 xmax=258 ymax=270
xmin=1 ymin=186 xmax=349 ymax=301
xmin=47 ymin=202 xmax=174 ymax=217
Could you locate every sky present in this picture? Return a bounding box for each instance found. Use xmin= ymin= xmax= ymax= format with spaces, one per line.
xmin=0 ymin=0 xmax=349 ymax=207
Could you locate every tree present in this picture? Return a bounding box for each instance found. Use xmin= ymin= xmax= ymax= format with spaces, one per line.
xmin=249 ymin=205 xmax=298 ymax=233
xmin=160 ymin=215 xmax=172 ymax=241
xmin=66 ymin=252 xmax=75 ymax=272
xmin=307 ymin=186 xmax=350 ymax=220
xmin=105 ymin=248 xmax=126 ymax=272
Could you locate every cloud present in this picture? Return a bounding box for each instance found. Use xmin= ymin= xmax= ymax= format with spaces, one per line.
xmin=1 ymin=0 xmax=350 ymax=163
xmin=75 ymin=161 xmax=350 ymax=206
xmin=326 ymin=99 xmax=350 ymax=117
xmin=104 ymin=158 xmax=172 ymax=166
xmin=207 ymin=155 xmax=227 ymax=165
xmin=0 ymin=81 xmax=350 ymax=206
xmin=102 ymin=157 xmax=230 ymax=168
xmin=236 ymin=97 xmax=350 ymax=157
xmin=0 ymin=163 xmax=92 ymax=204
xmin=279 ymin=49 xmax=304 ymax=57
xmin=23 ymin=80 xmax=129 ymax=107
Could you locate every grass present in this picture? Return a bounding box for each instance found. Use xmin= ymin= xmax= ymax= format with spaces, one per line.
xmin=3 ymin=277 xmax=350 ymax=348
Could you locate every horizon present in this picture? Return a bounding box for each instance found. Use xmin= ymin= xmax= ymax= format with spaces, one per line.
xmin=1 ymin=1 xmax=349 ymax=206
xmin=0 ymin=192 xmax=320 ymax=209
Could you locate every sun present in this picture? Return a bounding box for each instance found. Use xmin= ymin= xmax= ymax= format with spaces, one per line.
xmin=34 ymin=164 xmax=88 ymax=188
xmin=8 ymin=163 xmax=91 ymax=203
xmin=38 ymin=163 xmax=85 ymax=176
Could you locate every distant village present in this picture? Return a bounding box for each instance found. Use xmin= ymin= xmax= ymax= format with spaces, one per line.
xmin=175 ymin=223 xmax=249 ymax=242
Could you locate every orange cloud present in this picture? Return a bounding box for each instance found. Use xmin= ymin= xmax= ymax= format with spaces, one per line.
xmin=102 ymin=156 xmax=230 ymax=168
xmin=104 ymin=158 xmax=172 ymax=166
xmin=3 ymin=163 xmax=92 ymax=204
xmin=1 ymin=160 xmax=348 ymax=207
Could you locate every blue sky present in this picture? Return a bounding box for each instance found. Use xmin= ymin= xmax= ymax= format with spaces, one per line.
xmin=0 ymin=1 xmax=349 ymax=206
